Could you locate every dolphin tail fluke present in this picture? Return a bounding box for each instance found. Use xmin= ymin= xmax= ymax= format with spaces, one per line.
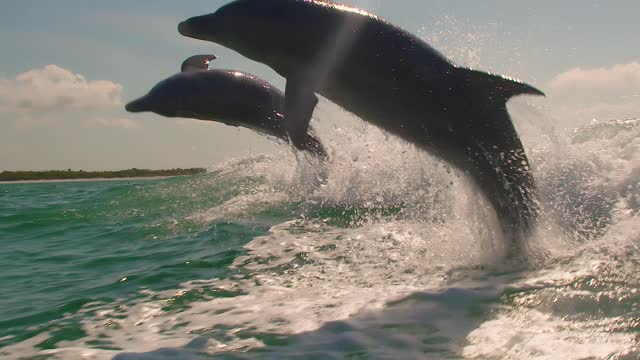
xmin=454 ymin=67 xmax=544 ymax=255
xmin=455 ymin=67 xmax=545 ymax=103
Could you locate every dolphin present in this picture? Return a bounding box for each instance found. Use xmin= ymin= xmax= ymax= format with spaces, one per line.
xmin=177 ymin=0 xmax=545 ymax=246
xmin=125 ymin=55 xmax=327 ymax=157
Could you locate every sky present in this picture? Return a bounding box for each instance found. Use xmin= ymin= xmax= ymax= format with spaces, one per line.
xmin=0 ymin=0 xmax=638 ymax=170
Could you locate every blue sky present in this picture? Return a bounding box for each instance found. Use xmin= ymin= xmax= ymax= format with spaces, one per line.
xmin=1 ymin=0 xmax=638 ymax=170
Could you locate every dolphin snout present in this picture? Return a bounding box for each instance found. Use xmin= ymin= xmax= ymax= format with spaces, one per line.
xmin=125 ymin=98 xmax=149 ymax=113
xmin=177 ymin=21 xmax=193 ymax=37
xmin=178 ymin=15 xmax=216 ymax=41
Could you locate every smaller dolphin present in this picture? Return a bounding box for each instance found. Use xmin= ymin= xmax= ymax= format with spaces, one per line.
xmin=125 ymin=55 xmax=327 ymax=157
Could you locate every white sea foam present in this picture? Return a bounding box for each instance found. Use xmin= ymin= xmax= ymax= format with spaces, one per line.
xmin=113 ymin=108 xmax=638 ymax=358
xmin=464 ymin=214 xmax=640 ymax=359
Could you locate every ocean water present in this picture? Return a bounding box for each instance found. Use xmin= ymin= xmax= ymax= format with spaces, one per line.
xmin=1 ymin=109 xmax=639 ymax=359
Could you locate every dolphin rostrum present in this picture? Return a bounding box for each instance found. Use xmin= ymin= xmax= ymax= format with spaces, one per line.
xmin=125 ymin=55 xmax=327 ymax=158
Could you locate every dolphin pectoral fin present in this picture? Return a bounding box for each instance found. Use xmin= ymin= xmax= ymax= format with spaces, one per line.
xmin=284 ymin=79 xmax=319 ymax=150
xmin=181 ymin=55 xmax=217 ymax=72
xmin=304 ymin=133 xmax=328 ymax=159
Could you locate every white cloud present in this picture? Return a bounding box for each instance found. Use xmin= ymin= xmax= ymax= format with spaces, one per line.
xmin=550 ymin=62 xmax=640 ymax=91
xmin=0 ymin=65 xmax=123 ymax=112
xmin=548 ymin=62 xmax=640 ymax=125
xmin=86 ymin=117 xmax=140 ymax=129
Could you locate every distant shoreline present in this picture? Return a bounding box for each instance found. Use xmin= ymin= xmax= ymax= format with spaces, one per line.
xmin=0 ymin=176 xmax=175 ymax=185
xmin=0 ymin=168 xmax=207 ymax=182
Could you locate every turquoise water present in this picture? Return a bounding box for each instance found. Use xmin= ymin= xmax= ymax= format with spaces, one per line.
xmin=0 ymin=178 xmax=263 ymax=345
xmin=1 ymin=118 xmax=639 ymax=359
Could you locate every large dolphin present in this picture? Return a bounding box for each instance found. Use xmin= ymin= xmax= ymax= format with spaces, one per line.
xmin=126 ymin=55 xmax=327 ymax=157
xmin=177 ymin=0 xmax=544 ymax=245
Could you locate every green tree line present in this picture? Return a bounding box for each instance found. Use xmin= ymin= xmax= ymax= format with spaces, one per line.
xmin=0 ymin=168 xmax=207 ymax=181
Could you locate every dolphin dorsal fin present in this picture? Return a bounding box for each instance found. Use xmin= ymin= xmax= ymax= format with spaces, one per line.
xmin=181 ymin=55 xmax=218 ymax=72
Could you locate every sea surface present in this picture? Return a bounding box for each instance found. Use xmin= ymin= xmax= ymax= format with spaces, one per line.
xmin=1 ymin=112 xmax=639 ymax=359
